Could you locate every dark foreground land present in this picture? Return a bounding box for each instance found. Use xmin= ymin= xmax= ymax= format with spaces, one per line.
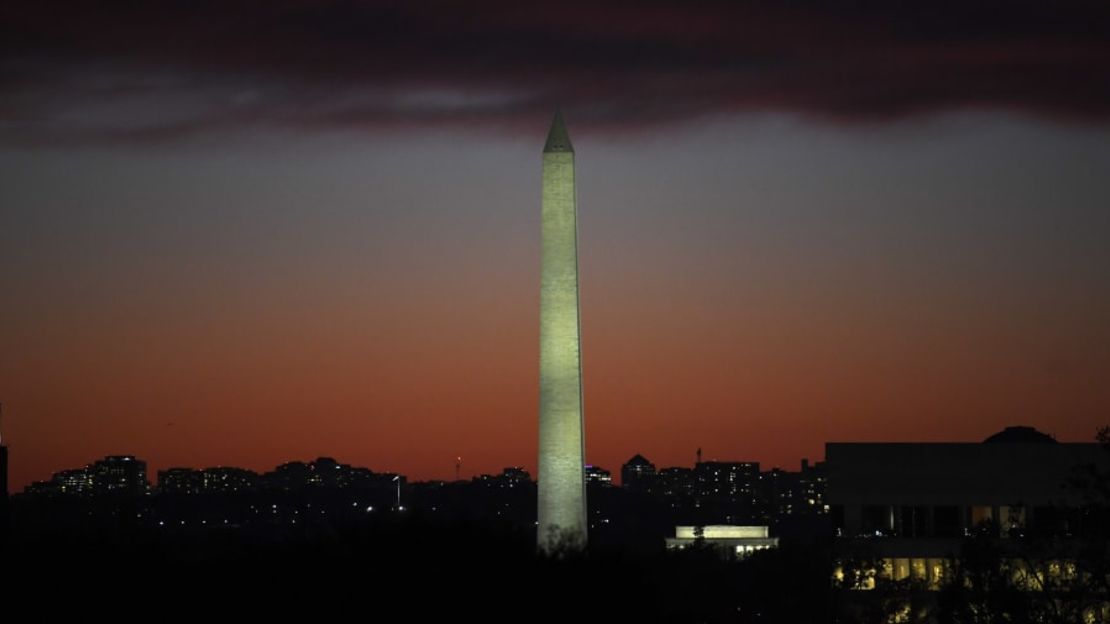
xmin=7 ymin=508 xmax=1110 ymax=622
xmin=4 ymin=514 xmax=833 ymax=623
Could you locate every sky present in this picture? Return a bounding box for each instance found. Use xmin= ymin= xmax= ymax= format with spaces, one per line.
xmin=2 ymin=1 xmax=1109 ymax=490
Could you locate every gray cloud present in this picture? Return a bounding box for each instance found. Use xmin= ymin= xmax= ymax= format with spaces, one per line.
xmin=3 ymin=0 xmax=1109 ymax=143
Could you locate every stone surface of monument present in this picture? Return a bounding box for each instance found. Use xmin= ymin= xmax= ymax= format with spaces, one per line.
xmin=537 ymin=112 xmax=587 ymax=552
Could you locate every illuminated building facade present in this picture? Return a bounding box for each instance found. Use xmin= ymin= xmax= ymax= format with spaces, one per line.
xmin=665 ymin=525 xmax=779 ymax=558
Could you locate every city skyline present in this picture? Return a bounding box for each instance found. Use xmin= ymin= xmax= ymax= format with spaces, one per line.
xmin=6 ymin=422 xmax=1098 ymax=494
xmin=3 ymin=2 xmax=1109 ymax=495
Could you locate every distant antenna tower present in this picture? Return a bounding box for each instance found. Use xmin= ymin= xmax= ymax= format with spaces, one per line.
xmin=696 ymin=447 xmax=702 ymax=465
xmin=455 ymin=456 xmax=461 ymax=481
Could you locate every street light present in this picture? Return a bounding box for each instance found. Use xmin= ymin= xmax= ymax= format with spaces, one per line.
xmin=392 ymin=475 xmax=402 ymax=510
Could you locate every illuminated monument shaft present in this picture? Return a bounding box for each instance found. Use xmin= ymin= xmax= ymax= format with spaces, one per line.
xmin=537 ymin=112 xmax=587 ymax=551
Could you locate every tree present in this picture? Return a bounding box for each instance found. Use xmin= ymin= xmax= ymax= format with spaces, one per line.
xmin=935 ymin=426 xmax=1110 ymax=624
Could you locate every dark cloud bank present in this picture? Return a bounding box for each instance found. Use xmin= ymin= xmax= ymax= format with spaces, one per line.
xmin=3 ymin=0 xmax=1109 ymax=143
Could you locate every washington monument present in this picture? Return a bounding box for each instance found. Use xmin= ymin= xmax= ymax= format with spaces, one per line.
xmin=537 ymin=111 xmax=587 ymax=552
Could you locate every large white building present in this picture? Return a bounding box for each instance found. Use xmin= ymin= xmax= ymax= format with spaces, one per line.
xmin=666 ymin=525 xmax=779 ymax=558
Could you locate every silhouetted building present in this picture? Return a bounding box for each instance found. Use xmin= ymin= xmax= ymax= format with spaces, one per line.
xmin=159 ymin=468 xmax=204 ymax=494
xmin=264 ymin=461 xmax=312 ymax=491
xmin=261 ymin=458 xmax=400 ymax=493
xmin=695 ymin=461 xmax=760 ymax=505
xmin=762 ymin=459 xmax=828 ymax=517
xmin=982 ymin=425 xmax=1057 ymax=444
xmin=798 ymin=458 xmax=827 ymax=513
xmin=1 ymin=443 xmax=7 ymax=500
xmin=621 ymin=454 xmax=656 ymax=491
xmin=0 ymin=404 xmax=7 ymax=536
xmin=25 ymin=455 xmax=149 ymax=497
xmin=22 ymin=480 xmax=55 ymax=496
xmin=474 ymin=467 xmax=532 ymax=489
xmin=202 ymin=467 xmax=259 ymax=492
xmin=159 ymin=466 xmax=260 ymax=494
xmin=499 ymin=467 xmax=531 ymax=486
xmin=57 ymin=468 xmax=93 ymax=494
xmin=656 ymin=467 xmax=697 ymax=498
xmin=89 ymin=456 xmax=148 ymax=495
xmin=308 ymin=456 xmax=344 ymax=487
xmin=1 ymin=440 xmax=8 ymax=541
xmin=584 ymin=465 xmax=612 ymax=487
xmin=762 ymin=467 xmax=797 ymax=517
xmin=827 ymin=426 xmax=1110 ymax=588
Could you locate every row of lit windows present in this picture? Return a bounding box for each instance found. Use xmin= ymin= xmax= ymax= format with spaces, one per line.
xmin=835 ymin=557 xmax=1086 ymax=592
